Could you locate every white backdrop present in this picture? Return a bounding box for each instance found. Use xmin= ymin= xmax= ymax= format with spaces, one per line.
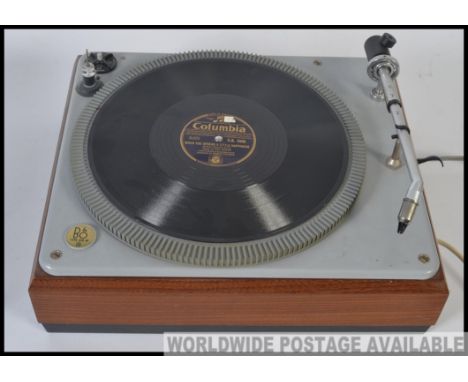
xmin=5 ymin=29 xmax=464 ymax=351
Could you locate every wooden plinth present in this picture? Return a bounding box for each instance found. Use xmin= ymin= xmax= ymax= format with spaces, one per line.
xmin=29 ymin=264 xmax=448 ymax=330
xmin=28 ymin=56 xmax=449 ymax=332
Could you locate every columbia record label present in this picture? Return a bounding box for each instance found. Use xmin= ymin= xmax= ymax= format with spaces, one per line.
xmin=180 ymin=113 xmax=256 ymax=167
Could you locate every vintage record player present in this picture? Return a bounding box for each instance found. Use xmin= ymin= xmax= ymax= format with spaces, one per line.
xmin=29 ymin=34 xmax=448 ymax=332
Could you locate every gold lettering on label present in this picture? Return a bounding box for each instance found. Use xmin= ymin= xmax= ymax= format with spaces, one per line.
xmin=181 ymin=113 xmax=256 ymax=167
xmin=192 ymin=122 xmax=246 ymax=133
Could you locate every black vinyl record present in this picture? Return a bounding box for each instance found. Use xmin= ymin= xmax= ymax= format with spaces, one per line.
xmin=87 ymin=57 xmax=349 ymax=243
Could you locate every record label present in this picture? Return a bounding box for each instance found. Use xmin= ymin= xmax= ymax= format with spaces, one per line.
xmin=179 ymin=113 xmax=256 ymax=167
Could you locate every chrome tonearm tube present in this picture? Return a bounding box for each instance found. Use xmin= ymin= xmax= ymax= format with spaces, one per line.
xmin=364 ymin=33 xmax=423 ymax=234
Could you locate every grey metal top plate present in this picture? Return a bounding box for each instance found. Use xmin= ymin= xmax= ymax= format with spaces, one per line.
xmin=38 ymin=52 xmax=440 ymax=279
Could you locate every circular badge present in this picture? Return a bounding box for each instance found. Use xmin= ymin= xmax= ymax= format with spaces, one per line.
xmin=180 ymin=113 xmax=256 ymax=167
xmin=65 ymin=224 xmax=97 ymax=249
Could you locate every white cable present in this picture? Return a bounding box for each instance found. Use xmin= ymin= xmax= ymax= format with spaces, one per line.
xmin=437 ymin=239 xmax=464 ymax=262
xmin=439 ymin=155 xmax=464 ymax=161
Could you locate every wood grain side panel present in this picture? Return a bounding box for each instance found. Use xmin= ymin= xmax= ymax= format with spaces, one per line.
xmin=29 ymin=271 xmax=448 ymax=326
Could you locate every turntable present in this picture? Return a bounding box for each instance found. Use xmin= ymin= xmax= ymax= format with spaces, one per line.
xmin=29 ymin=34 xmax=448 ymax=332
